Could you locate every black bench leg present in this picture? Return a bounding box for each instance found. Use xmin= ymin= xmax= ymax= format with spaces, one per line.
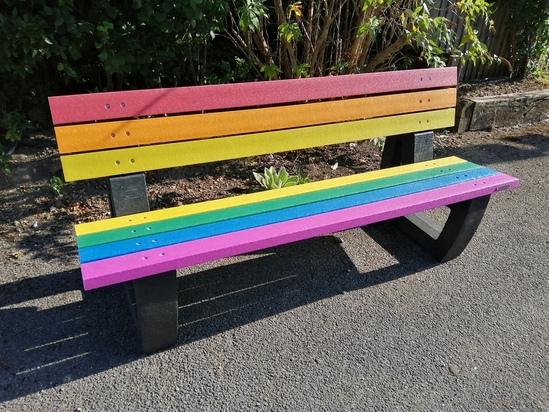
xmin=108 ymin=174 xmax=178 ymax=353
xmin=391 ymin=195 xmax=491 ymax=262
xmin=126 ymin=271 xmax=178 ymax=354
xmin=380 ymin=131 xmax=489 ymax=262
xmin=381 ymin=131 xmax=434 ymax=167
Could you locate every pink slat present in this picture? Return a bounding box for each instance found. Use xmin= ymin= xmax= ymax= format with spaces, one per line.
xmin=81 ymin=172 xmax=517 ymax=290
xmin=49 ymin=67 xmax=457 ymax=125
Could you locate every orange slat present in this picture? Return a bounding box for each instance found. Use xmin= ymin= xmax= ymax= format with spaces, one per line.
xmin=55 ymin=88 xmax=456 ymax=154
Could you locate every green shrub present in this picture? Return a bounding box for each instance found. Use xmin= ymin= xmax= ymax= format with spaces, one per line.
xmin=225 ymin=0 xmax=496 ymax=79
xmin=498 ymin=0 xmax=549 ymax=77
xmin=0 ymin=0 xmax=230 ymax=121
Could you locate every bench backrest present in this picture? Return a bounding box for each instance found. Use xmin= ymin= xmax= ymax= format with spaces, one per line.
xmin=49 ymin=67 xmax=457 ymax=182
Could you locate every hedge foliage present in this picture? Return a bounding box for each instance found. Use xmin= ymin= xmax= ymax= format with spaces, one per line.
xmin=0 ymin=0 xmax=229 ymax=121
xmin=226 ymin=0 xmax=495 ymax=80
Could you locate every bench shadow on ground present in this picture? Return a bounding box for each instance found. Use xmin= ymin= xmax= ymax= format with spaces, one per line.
xmin=0 ymin=224 xmax=434 ymax=403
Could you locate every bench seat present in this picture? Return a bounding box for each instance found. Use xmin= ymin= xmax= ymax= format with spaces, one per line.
xmin=77 ymin=156 xmax=518 ymax=290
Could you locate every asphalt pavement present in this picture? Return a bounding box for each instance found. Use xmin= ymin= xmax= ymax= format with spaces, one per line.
xmin=1 ymin=131 xmax=548 ymax=411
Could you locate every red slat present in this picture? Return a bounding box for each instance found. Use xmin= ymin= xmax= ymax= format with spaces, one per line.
xmin=48 ymin=67 xmax=457 ymax=125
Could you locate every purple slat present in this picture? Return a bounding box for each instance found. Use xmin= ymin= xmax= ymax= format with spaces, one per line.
xmin=49 ymin=67 xmax=457 ymax=125
xmin=81 ymin=172 xmax=518 ymax=290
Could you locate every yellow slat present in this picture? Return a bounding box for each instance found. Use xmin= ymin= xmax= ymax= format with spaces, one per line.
xmin=54 ymin=89 xmax=456 ymax=154
xmin=75 ymin=156 xmax=467 ymax=236
xmin=61 ymin=108 xmax=455 ymax=182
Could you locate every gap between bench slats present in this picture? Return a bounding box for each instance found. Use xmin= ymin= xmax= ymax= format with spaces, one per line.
xmin=60 ymin=108 xmax=455 ymax=181
xmin=49 ymin=67 xmax=457 ymax=125
xmin=55 ymin=88 xmax=456 ymax=154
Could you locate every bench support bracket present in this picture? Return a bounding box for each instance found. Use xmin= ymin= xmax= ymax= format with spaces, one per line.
xmin=381 ymin=131 xmax=434 ymax=167
xmin=108 ymin=174 xmax=178 ymax=354
xmin=381 ymin=131 xmax=490 ymax=262
xmin=391 ymin=196 xmax=490 ymax=262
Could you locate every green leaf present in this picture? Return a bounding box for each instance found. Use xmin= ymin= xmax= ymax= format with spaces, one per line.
xmin=238 ymin=0 xmax=267 ymax=32
xmin=292 ymin=63 xmax=310 ymax=78
xmin=279 ymin=21 xmax=301 ymax=42
xmin=278 ymin=167 xmax=289 ymax=184
xmin=260 ymin=64 xmax=280 ymax=80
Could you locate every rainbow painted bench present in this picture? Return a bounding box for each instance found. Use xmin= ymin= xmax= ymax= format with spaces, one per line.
xmin=49 ymin=67 xmax=518 ymax=353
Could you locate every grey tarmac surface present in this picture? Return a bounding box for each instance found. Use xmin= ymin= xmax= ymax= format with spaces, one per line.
xmin=1 ymin=130 xmax=548 ymax=411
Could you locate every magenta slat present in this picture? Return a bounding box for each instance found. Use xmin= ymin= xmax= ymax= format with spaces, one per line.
xmin=80 ymin=171 xmax=518 ymax=290
xmin=49 ymin=67 xmax=457 ymax=125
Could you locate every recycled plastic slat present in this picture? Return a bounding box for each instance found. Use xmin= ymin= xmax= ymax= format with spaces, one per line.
xmin=49 ymin=67 xmax=457 ymax=125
